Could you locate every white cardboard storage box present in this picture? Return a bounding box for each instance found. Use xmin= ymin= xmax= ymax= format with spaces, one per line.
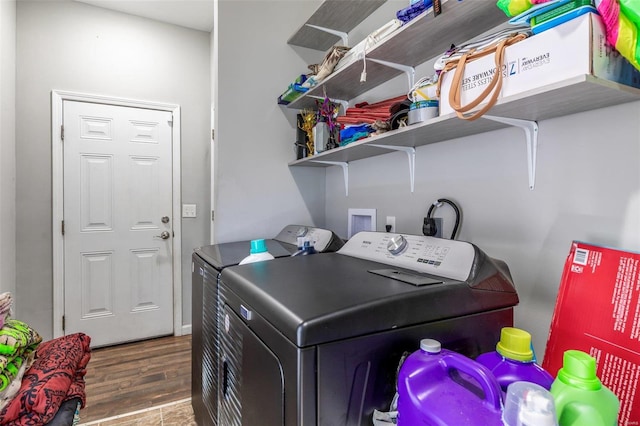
xmin=439 ymin=12 xmax=640 ymax=116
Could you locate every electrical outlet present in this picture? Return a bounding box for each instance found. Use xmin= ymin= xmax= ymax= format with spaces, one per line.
xmin=386 ymin=216 xmax=396 ymax=233
xmin=182 ymin=204 xmax=197 ymax=218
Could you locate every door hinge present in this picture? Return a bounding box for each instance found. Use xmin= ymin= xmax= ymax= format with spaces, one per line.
xmin=61 ymin=125 xmax=64 ymax=141
xmin=62 ymin=315 xmax=65 ymax=331
xmin=211 ymin=129 xmax=215 ymax=140
xmin=61 ymin=220 xmax=65 ymax=235
xmin=211 ymin=210 xmax=215 ymax=221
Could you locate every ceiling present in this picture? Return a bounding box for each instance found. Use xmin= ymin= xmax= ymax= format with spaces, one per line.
xmin=74 ymin=0 xmax=215 ymax=32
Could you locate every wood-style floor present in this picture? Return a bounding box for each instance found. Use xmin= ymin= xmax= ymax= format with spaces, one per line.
xmin=79 ymin=334 xmax=192 ymax=424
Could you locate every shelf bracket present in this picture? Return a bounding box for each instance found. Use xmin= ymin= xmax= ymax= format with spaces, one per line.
xmin=368 ymin=145 xmax=416 ymax=192
xmin=304 ymin=24 xmax=348 ymax=46
xmin=310 ymin=160 xmax=349 ymax=196
xmin=307 ymin=95 xmax=349 ymax=113
xmin=366 ymin=58 xmax=415 ymax=90
xmin=484 ymin=115 xmax=539 ymax=190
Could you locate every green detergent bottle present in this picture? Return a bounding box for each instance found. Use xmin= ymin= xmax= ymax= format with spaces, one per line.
xmin=550 ymin=350 xmax=619 ymax=426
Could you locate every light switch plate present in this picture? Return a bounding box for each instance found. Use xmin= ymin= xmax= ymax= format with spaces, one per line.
xmin=182 ymin=204 xmax=197 ymax=218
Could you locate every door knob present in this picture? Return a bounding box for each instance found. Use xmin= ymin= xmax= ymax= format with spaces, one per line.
xmin=161 ymin=216 xmax=170 ymax=224
xmin=154 ymin=231 xmax=171 ymax=240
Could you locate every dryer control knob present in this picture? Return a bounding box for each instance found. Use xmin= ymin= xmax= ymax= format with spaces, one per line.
xmin=296 ymin=226 xmax=309 ymax=237
xmin=387 ymin=235 xmax=408 ymax=255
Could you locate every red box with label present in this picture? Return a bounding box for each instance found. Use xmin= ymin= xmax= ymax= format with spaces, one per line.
xmin=543 ymin=241 xmax=640 ymax=425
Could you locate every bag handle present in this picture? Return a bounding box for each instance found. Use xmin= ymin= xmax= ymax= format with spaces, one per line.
xmin=437 ymin=33 xmax=527 ymax=121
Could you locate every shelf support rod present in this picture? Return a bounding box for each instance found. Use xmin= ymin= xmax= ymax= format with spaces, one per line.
xmin=484 ymin=115 xmax=539 ymax=190
xmin=307 ymin=95 xmax=349 ymax=113
xmin=304 ymin=24 xmax=348 ymax=46
xmin=310 ymin=160 xmax=349 ymax=196
xmin=368 ymin=145 xmax=416 ymax=192
xmin=366 ymin=58 xmax=415 ymax=90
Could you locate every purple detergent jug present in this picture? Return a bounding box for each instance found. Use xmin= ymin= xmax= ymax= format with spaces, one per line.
xmin=397 ymin=339 xmax=503 ymax=426
xmin=476 ymin=327 xmax=554 ymax=392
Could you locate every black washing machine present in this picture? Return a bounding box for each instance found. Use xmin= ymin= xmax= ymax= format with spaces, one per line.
xmin=217 ymin=231 xmax=519 ymax=426
xmin=191 ymin=225 xmax=343 ymax=426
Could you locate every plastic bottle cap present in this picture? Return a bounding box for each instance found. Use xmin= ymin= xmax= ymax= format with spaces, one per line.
xmin=420 ymin=339 xmax=441 ymax=353
xmin=496 ymin=327 xmax=534 ymax=362
xmin=557 ymin=350 xmax=602 ymax=391
xmin=503 ymin=381 xmax=558 ymax=426
xmin=250 ymin=239 xmax=268 ymax=254
xmin=518 ymin=387 xmax=557 ymax=426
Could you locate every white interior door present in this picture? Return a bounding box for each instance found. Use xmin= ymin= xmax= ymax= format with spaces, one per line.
xmin=62 ymin=100 xmax=174 ymax=347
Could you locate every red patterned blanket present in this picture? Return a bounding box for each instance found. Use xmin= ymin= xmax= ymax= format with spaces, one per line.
xmin=0 ymin=333 xmax=91 ymax=425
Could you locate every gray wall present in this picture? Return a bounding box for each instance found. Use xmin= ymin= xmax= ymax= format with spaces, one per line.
xmin=16 ymin=0 xmax=210 ymax=339
xmin=210 ymin=3 xmax=216 ymax=244
xmin=325 ymin=102 xmax=640 ymax=360
xmin=214 ymin=0 xmax=326 ymax=244
xmin=217 ymin=0 xmax=640 ymax=362
xmin=319 ymin=1 xmax=640 ymax=360
xmin=0 ymin=0 xmax=16 ymax=297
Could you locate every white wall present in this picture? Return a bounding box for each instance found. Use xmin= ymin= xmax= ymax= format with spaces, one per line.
xmin=214 ymin=0 xmax=326 ymax=243
xmin=16 ymin=0 xmax=210 ymax=339
xmin=0 ymin=0 xmax=16 ymax=298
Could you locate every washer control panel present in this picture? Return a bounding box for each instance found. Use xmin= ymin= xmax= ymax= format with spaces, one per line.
xmin=338 ymin=231 xmax=475 ymax=282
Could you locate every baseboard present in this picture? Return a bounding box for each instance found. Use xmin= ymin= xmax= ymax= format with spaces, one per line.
xmin=181 ymin=324 xmax=192 ymax=335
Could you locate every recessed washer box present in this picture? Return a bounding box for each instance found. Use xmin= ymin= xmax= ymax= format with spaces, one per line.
xmin=348 ymin=208 xmax=376 ymax=238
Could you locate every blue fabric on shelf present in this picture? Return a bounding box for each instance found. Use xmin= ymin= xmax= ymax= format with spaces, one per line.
xmin=397 ymin=0 xmax=434 ymax=23
xmin=340 ymin=132 xmax=371 ymax=146
xmin=340 ymin=124 xmax=372 ymax=141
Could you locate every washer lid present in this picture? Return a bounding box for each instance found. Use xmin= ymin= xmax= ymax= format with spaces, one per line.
xmin=220 ymin=247 xmax=518 ymax=348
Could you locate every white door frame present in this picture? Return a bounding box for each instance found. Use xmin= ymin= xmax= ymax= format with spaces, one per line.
xmin=51 ymin=90 xmax=183 ymax=340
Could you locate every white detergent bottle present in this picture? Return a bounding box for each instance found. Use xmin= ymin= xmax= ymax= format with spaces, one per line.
xmin=239 ymin=239 xmax=275 ymax=265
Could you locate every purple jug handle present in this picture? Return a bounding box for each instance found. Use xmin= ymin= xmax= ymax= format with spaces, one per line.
xmin=441 ymin=354 xmax=503 ymax=410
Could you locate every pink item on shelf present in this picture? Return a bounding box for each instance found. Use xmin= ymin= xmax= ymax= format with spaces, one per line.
xmin=597 ymin=0 xmax=620 ymax=46
xmin=595 ymin=0 xmax=640 ymax=71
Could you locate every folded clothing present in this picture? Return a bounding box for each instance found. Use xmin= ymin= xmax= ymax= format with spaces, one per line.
xmin=0 ymin=355 xmax=29 ymax=392
xmin=0 ymin=352 xmax=35 ymax=412
xmin=0 ymin=320 xmax=42 ymax=393
xmin=0 ymin=293 xmax=12 ymax=312
xmin=336 ymin=95 xmax=408 ymax=126
xmin=0 ymin=320 xmax=41 ymax=358
xmin=397 ymin=0 xmax=434 ymax=23
xmin=340 ymin=124 xmax=374 ymax=146
xmin=0 ymin=292 xmax=13 ymax=329
xmin=0 ymin=333 xmax=91 ymax=426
